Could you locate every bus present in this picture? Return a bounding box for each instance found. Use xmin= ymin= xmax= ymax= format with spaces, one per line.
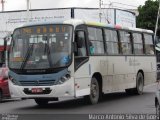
xmin=8 ymin=19 xmax=157 ymax=106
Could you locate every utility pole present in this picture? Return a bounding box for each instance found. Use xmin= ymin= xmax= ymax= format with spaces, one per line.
xmin=1 ymin=0 xmax=5 ymax=11
xmin=154 ymin=0 xmax=160 ymax=42
xmin=26 ymin=0 xmax=30 ymax=23
xmin=99 ymin=0 xmax=102 ymax=22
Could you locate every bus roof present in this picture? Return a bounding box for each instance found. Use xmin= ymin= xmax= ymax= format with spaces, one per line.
xmin=18 ymin=19 xmax=153 ymax=34
xmin=85 ymin=21 xmax=153 ymax=34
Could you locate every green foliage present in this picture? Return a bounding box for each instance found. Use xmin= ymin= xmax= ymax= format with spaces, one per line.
xmin=137 ymin=0 xmax=159 ymax=32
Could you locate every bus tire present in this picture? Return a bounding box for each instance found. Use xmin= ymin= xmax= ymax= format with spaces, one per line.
xmin=84 ymin=77 xmax=100 ymax=104
xmin=34 ymin=98 xmax=49 ymax=106
xmin=125 ymin=72 xmax=144 ymax=95
xmin=133 ymin=72 xmax=144 ymax=95
xmin=0 ymin=91 xmax=2 ymax=102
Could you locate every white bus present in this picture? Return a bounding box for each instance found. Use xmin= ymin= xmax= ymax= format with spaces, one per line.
xmin=8 ymin=19 xmax=156 ymax=106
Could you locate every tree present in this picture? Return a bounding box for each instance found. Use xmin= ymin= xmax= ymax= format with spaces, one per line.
xmin=137 ymin=0 xmax=159 ymax=32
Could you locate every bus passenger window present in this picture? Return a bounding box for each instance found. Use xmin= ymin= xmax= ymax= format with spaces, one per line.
xmin=132 ymin=33 xmax=144 ymax=55
xmin=88 ymin=27 xmax=104 ymax=55
xmin=104 ymin=29 xmax=119 ymax=54
xmin=144 ymin=34 xmax=154 ymax=55
xmin=119 ymin=31 xmax=132 ymax=55
xmin=89 ymin=41 xmax=94 ymax=55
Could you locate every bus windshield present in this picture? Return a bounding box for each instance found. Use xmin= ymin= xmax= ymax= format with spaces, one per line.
xmin=9 ymin=25 xmax=72 ymax=70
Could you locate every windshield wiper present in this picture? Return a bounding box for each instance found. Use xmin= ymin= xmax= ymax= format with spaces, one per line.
xmin=45 ymin=38 xmax=53 ymax=68
xmin=20 ymin=44 xmax=34 ymax=69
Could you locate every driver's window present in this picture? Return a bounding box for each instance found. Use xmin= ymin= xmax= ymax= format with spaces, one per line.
xmin=75 ymin=30 xmax=88 ymax=70
xmin=75 ymin=31 xmax=87 ymax=57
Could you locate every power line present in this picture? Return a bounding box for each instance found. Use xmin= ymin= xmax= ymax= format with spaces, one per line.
xmin=111 ymin=2 xmax=138 ymax=8
xmin=102 ymin=1 xmax=138 ymax=9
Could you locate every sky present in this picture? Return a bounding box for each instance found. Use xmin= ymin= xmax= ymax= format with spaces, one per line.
xmin=3 ymin=0 xmax=147 ymax=11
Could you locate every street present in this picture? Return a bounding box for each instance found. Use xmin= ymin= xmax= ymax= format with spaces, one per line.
xmin=0 ymin=84 xmax=157 ymax=119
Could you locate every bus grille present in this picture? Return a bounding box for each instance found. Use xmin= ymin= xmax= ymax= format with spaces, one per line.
xmin=19 ymin=80 xmax=56 ymax=86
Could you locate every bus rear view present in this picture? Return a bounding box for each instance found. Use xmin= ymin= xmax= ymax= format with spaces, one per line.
xmin=8 ymin=23 xmax=74 ymax=106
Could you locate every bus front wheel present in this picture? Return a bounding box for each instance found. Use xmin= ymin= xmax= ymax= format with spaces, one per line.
xmin=84 ymin=77 xmax=100 ymax=104
xmin=34 ymin=98 xmax=49 ymax=106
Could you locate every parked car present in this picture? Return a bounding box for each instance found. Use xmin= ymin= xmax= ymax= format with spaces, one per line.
xmin=0 ymin=67 xmax=10 ymax=102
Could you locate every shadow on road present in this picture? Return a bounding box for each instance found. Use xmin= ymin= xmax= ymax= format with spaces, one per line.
xmin=100 ymin=91 xmax=153 ymax=102
xmin=0 ymin=99 xmax=21 ymax=103
xmin=15 ymin=91 xmax=154 ymax=110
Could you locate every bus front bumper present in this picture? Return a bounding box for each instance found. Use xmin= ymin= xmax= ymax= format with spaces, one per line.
xmin=8 ymin=77 xmax=75 ymax=100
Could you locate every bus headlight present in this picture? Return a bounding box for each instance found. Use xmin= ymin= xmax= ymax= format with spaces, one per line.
xmin=55 ymin=74 xmax=71 ymax=85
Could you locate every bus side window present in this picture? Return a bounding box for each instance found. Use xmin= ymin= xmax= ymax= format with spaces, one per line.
xmin=89 ymin=41 xmax=94 ymax=55
xmin=144 ymin=34 xmax=154 ymax=55
xmin=74 ymin=30 xmax=88 ymax=70
xmin=75 ymin=31 xmax=87 ymax=57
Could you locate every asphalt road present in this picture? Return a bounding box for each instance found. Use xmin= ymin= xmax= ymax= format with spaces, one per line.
xmin=0 ymin=84 xmax=157 ymax=120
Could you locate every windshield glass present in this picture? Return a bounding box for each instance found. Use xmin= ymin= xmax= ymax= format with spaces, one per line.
xmin=9 ymin=25 xmax=72 ymax=70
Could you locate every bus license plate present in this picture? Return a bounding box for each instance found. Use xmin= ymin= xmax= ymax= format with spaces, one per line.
xmin=31 ymin=88 xmax=43 ymax=93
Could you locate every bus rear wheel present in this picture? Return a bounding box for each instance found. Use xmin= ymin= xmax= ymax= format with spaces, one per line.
xmin=34 ymin=98 xmax=49 ymax=106
xmin=125 ymin=72 xmax=144 ymax=95
xmin=84 ymin=77 xmax=100 ymax=104
xmin=134 ymin=72 xmax=144 ymax=95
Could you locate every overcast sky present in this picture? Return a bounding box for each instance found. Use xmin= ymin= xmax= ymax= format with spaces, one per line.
xmin=3 ymin=0 xmax=147 ymax=11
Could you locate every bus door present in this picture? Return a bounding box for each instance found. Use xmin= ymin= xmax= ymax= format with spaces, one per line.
xmin=74 ymin=28 xmax=90 ymax=97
